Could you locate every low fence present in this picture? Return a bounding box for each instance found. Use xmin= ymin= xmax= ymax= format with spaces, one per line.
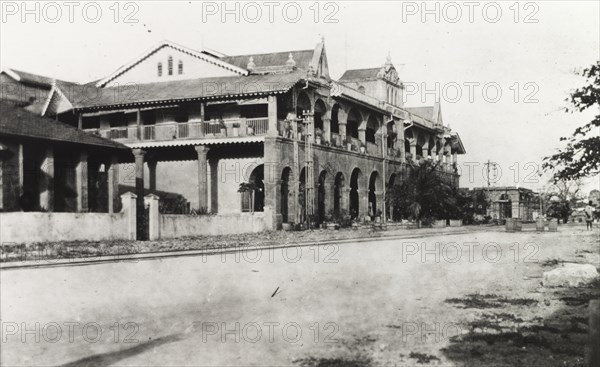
xmin=145 ymin=194 xmax=268 ymax=240
xmin=0 ymin=193 xmax=137 ymax=244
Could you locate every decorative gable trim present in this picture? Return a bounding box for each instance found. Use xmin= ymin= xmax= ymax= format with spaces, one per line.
xmin=2 ymin=68 xmax=21 ymax=81
xmin=95 ymin=40 xmax=248 ymax=88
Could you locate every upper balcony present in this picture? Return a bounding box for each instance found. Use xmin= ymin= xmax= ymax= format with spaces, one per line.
xmin=84 ymin=117 xmax=270 ymax=144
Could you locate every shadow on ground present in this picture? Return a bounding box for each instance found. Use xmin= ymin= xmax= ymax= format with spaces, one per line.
xmin=60 ymin=333 xmax=182 ymax=367
xmin=440 ymin=281 xmax=600 ymax=367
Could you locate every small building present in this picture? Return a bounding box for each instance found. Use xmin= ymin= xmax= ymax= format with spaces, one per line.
xmin=469 ymin=186 xmax=540 ymax=221
xmin=0 ymin=101 xmax=129 ymax=213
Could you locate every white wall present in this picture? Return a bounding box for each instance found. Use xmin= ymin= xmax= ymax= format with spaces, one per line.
xmin=105 ymin=46 xmax=238 ymax=87
xmin=0 ymin=212 xmax=129 ymax=244
xmin=160 ymin=213 xmax=268 ymax=238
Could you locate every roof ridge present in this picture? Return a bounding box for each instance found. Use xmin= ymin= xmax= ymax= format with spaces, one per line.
xmin=224 ymin=49 xmax=314 ymax=58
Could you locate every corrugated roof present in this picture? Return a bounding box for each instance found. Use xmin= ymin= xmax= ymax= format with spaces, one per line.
xmin=0 ymin=101 xmax=128 ymax=150
xmin=222 ymin=50 xmax=314 ymax=70
xmin=339 ymin=68 xmax=381 ymax=81
xmin=69 ymin=70 xmax=305 ymax=110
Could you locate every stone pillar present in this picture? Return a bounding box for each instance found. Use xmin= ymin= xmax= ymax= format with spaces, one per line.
xmin=325 ymin=178 xmax=335 ymax=219
xmin=360 ymin=189 xmax=369 ymax=220
xmin=410 ymin=140 xmax=417 ymax=160
xmin=144 ymin=194 xmax=160 ymax=240
xmin=39 ymin=146 xmax=54 ymax=211
xmin=342 ymin=187 xmax=350 ymax=214
xmin=120 ymin=192 xmax=137 ymax=240
xmin=76 ymin=151 xmax=88 ymax=212
xmin=133 ymin=149 xmax=146 ymax=239
xmin=267 ymin=95 xmax=278 ymax=137
xmin=422 ymin=143 xmax=429 ymax=159
xmin=358 ymin=128 xmax=366 ymax=146
xmin=195 ymin=145 xmax=209 ymax=211
xmin=453 ymin=152 xmax=458 ymax=166
xmin=323 ymin=116 xmax=331 ymax=144
xmin=147 ymin=160 xmax=157 ymax=192
xmin=264 ymin=180 xmax=281 ymax=229
xmin=375 ymin=191 xmax=384 ymax=217
xmin=438 ymin=142 xmax=444 ymax=163
xmin=107 ymin=155 xmax=119 ymax=213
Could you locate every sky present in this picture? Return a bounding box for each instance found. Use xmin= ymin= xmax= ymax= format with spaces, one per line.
xmin=1 ymin=0 xmax=599 ymax=194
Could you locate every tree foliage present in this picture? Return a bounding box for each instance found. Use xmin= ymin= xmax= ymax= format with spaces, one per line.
xmin=543 ymin=61 xmax=600 ymax=181
xmin=386 ymin=160 xmax=464 ymax=223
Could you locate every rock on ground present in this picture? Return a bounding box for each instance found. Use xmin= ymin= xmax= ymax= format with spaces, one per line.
xmin=542 ymin=263 xmax=599 ymax=288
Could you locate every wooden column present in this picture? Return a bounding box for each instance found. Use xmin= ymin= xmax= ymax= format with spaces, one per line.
xmin=195 ymin=145 xmax=209 ymax=211
xmin=107 ymin=155 xmax=119 ymax=213
xmin=39 ymin=146 xmax=54 ymax=211
xmin=133 ymin=149 xmax=145 ymax=239
xmin=76 ymin=151 xmax=88 ymax=212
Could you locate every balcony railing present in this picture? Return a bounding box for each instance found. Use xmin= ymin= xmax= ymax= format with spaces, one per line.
xmin=89 ymin=117 xmax=270 ymax=143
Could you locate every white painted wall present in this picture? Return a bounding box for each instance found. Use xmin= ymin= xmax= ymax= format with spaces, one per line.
xmin=160 ymin=212 xmax=268 ymax=238
xmin=217 ymin=157 xmax=263 ymax=214
xmin=0 ymin=212 xmax=129 ymax=244
xmin=105 ymin=46 xmax=239 ymax=87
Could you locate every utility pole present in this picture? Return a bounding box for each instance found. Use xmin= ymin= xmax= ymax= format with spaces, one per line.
xmin=302 ymin=110 xmax=314 ymax=230
xmin=483 ymin=160 xmax=497 ymax=216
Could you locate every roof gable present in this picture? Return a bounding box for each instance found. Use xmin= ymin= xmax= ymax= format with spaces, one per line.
xmin=96 ymin=41 xmax=248 ymax=88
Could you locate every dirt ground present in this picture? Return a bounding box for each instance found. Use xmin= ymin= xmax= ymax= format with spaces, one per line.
xmin=1 ymin=224 xmax=598 ymax=366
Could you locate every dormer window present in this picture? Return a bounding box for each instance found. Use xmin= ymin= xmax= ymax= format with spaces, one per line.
xmin=168 ymin=56 xmax=173 ymax=75
xmin=178 ymin=60 xmax=183 ymax=75
xmin=157 ymin=62 xmax=163 ymax=77
xmin=358 ymin=86 xmax=365 ymax=94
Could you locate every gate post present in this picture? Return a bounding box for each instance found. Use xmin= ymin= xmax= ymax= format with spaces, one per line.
xmin=144 ymin=194 xmax=160 ymax=240
xmin=120 ymin=192 xmax=137 ymax=240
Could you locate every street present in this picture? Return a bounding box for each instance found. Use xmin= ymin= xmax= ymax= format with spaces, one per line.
xmin=1 ymin=225 xmax=598 ymax=366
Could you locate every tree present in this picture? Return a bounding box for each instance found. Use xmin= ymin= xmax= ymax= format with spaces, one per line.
xmin=543 ymin=61 xmax=600 ymax=181
xmin=386 ymin=160 xmax=457 ymax=225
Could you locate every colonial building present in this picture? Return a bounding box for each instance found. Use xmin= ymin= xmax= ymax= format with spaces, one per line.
xmin=1 ymin=39 xmax=466 ymax=233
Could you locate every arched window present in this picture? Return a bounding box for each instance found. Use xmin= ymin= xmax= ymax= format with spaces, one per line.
xmin=157 ymin=62 xmax=162 ymax=77
xmin=358 ymin=85 xmax=365 ymax=94
xmin=168 ymin=56 xmax=173 ymax=75
xmin=178 ymin=60 xmax=183 ymax=75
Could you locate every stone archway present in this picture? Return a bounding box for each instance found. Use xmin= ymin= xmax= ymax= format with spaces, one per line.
xmin=368 ymin=171 xmax=382 ymax=219
xmin=331 ymin=104 xmax=341 ymax=134
xmin=242 ymin=164 xmax=264 ymax=213
xmin=314 ymin=99 xmax=327 ymax=132
xmin=296 ymin=91 xmax=311 ymax=119
xmin=334 ymin=172 xmax=345 ymax=217
xmin=347 ymin=108 xmax=361 ymax=141
xmin=387 ymin=173 xmax=397 ymax=221
xmin=349 ymin=168 xmax=363 ymax=219
xmin=317 ymin=170 xmax=328 ymax=223
xmin=280 ymin=167 xmax=292 ymax=223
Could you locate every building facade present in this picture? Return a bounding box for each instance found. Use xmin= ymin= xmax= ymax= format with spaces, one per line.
xmin=2 ymin=39 xmax=466 ymax=232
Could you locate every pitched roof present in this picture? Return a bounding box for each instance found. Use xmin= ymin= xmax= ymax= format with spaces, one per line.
xmin=405 ymin=106 xmax=435 ymax=121
xmin=69 ymin=70 xmax=305 ymax=110
xmin=0 ymin=101 xmax=127 ymax=150
xmin=222 ymin=50 xmax=315 ymax=71
xmin=95 ymin=41 xmax=248 ymax=87
xmin=339 ymin=68 xmax=382 ymax=81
